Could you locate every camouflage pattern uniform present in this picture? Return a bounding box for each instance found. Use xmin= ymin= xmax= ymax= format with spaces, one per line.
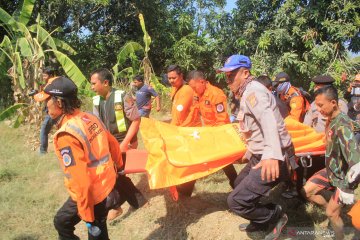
xmin=325 ymin=112 xmax=360 ymax=192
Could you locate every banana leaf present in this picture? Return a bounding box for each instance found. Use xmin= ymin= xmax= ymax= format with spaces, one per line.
xmin=37 ymin=25 xmax=57 ymax=50
xmin=18 ymin=0 xmax=36 ymax=26
xmin=14 ymin=52 xmax=25 ymax=89
xmin=116 ymin=41 xmax=143 ymax=66
xmin=139 ymin=14 xmax=151 ymax=53
xmin=0 ymin=36 xmax=14 ymax=59
xmin=0 ymin=7 xmax=14 ymax=26
xmin=13 ymin=114 xmax=25 ymax=128
xmin=18 ymin=37 xmax=32 ymax=57
xmin=53 ymin=38 xmax=77 ymax=55
xmin=0 ymin=103 xmax=28 ymax=121
xmin=52 ymin=50 xmax=87 ymax=87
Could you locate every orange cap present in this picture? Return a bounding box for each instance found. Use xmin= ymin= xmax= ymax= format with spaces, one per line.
xmin=34 ymin=91 xmax=51 ymax=102
xmin=348 ymin=200 xmax=360 ymax=230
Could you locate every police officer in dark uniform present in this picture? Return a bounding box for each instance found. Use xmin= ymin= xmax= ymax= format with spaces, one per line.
xmin=218 ymin=55 xmax=295 ymax=240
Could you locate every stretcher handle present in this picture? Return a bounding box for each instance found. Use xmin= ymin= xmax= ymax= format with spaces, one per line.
xmin=296 ymin=151 xmax=325 ymax=168
xmin=300 ymin=156 xmax=312 ymax=168
xmin=295 ymin=151 xmax=325 ymax=157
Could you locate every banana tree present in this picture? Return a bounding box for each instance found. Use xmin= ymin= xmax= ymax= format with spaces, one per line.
xmin=0 ymin=0 xmax=87 ymax=127
xmin=113 ymin=14 xmax=167 ymax=93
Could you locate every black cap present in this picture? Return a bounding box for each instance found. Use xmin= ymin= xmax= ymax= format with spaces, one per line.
xmin=274 ymin=72 xmax=290 ymax=82
xmin=45 ymin=76 xmax=77 ymax=97
xmin=35 ymin=76 xmax=77 ymax=102
xmin=312 ymin=75 xmax=335 ymax=84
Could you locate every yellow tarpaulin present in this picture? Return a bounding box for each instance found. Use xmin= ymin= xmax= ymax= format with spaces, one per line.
xmin=140 ymin=117 xmax=325 ymax=189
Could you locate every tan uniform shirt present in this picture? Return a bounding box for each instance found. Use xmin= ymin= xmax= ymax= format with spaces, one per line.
xmin=303 ymin=99 xmax=348 ymax=133
xmin=238 ymin=81 xmax=292 ymax=161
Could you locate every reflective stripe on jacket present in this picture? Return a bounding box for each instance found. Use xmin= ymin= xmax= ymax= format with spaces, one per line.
xmin=53 ymin=112 xmax=117 ymax=213
xmin=93 ymin=90 xmax=127 ymax=133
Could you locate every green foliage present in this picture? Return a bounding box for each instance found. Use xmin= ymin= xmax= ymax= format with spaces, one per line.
xmin=112 ymin=13 xmax=168 ymax=94
xmin=0 ymin=1 xmax=88 ymax=126
xmin=16 ymin=0 xmax=35 ymax=25
xmin=0 ymin=0 xmax=359 ymax=112
xmin=0 ymin=103 xmax=28 ymax=121
xmin=216 ymin=0 xmax=359 ymax=90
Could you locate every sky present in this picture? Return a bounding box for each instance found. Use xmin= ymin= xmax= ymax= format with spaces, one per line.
xmin=225 ymin=0 xmax=236 ymax=12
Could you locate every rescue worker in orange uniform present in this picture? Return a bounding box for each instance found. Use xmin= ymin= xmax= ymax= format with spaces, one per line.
xmin=273 ymin=72 xmax=310 ymax=122
xmin=167 ymin=65 xmax=200 ymax=197
xmin=34 ymin=76 xmax=122 ymax=240
xmin=187 ymin=70 xmax=237 ymax=188
xmin=168 ymin=65 xmax=201 ymax=127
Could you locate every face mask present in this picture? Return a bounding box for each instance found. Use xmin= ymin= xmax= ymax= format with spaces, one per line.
xmin=276 ymin=82 xmax=291 ymax=95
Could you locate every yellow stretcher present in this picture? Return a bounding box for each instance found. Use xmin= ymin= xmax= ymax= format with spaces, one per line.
xmin=125 ymin=117 xmax=326 ymax=190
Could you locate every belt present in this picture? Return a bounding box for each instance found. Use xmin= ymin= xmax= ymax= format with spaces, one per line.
xmin=251 ymin=145 xmax=294 ymax=160
xmin=250 ymin=144 xmax=298 ymax=169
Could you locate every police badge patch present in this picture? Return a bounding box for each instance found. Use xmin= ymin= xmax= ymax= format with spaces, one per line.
xmin=216 ymin=103 xmax=225 ymax=113
xmin=246 ymin=93 xmax=258 ymax=108
xmin=60 ymin=146 xmax=76 ymax=167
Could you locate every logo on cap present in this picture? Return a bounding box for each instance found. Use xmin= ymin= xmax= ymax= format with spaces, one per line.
xmin=49 ymin=89 xmax=63 ymax=94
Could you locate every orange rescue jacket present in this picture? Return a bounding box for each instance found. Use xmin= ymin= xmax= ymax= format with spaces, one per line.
xmin=170 ymin=84 xmax=201 ymax=127
xmin=282 ymin=86 xmax=310 ymax=122
xmin=53 ymin=110 xmax=122 ymax=222
xmin=196 ymin=83 xmax=230 ymax=126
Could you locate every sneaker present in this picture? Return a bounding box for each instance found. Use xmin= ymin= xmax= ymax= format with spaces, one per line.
xmin=264 ymin=210 xmax=288 ymax=240
xmin=239 ymin=222 xmax=268 ymax=232
xmin=107 ymin=206 xmax=123 ymax=221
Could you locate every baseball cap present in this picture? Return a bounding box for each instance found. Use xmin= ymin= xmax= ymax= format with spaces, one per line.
xmin=34 ymin=76 xmax=77 ymax=102
xmin=33 ymin=77 xmax=57 ymax=102
xmin=274 ymin=72 xmax=290 ymax=82
xmin=311 ymin=75 xmax=335 ymax=84
xmin=217 ymin=55 xmax=252 ymax=72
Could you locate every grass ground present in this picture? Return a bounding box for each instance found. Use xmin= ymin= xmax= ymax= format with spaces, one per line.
xmin=0 ymin=118 xmax=359 ymax=240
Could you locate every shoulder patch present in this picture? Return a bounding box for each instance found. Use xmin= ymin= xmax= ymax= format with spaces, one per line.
xmin=216 ymin=103 xmax=225 ymax=113
xmin=246 ymin=93 xmax=258 ymax=108
xmin=60 ymin=146 xmax=75 ymax=167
